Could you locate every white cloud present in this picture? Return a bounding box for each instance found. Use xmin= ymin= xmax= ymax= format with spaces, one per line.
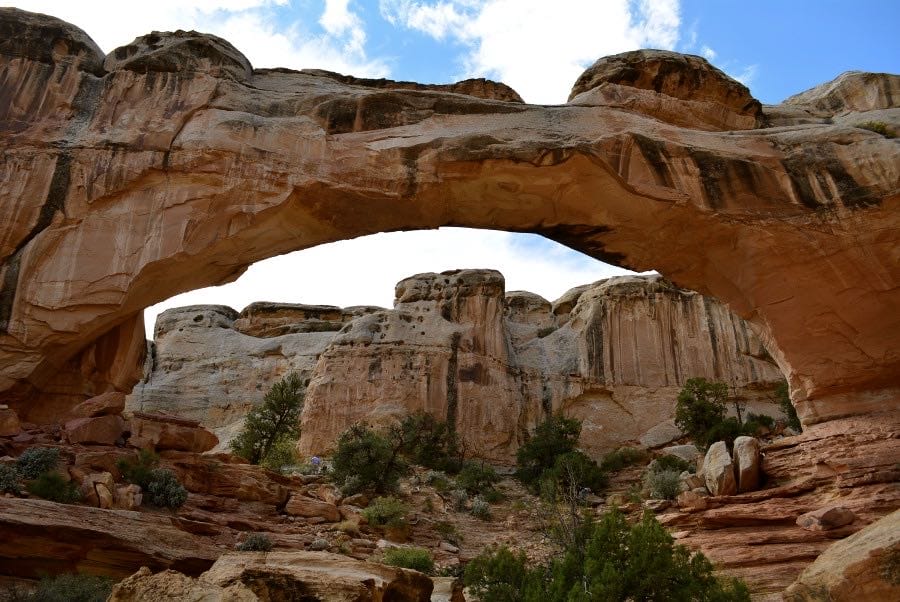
xmin=143 ymin=228 xmax=642 ymax=337
xmin=700 ymin=45 xmax=716 ymax=61
xmin=733 ymin=64 xmax=758 ymax=86
xmin=13 ymin=0 xmax=388 ymax=76
xmin=379 ymin=0 xmax=681 ymax=104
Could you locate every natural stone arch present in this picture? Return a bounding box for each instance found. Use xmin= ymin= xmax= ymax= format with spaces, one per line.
xmin=1 ymin=8 xmax=898 ymax=426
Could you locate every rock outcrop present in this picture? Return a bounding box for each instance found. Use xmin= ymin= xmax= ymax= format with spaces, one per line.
xmin=130 ymin=272 xmax=784 ymax=460
xmin=1 ymin=8 xmax=898 ymax=431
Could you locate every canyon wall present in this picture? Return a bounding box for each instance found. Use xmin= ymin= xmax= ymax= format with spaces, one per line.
xmin=1 ymin=8 xmax=898 ymax=430
xmin=129 ymin=272 xmax=783 ymax=460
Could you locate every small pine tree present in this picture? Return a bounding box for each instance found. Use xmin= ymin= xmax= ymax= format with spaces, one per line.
xmin=516 ymin=415 xmax=582 ymax=489
xmin=331 ymin=423 xmax=408 ymax=494
xmin=775 ymin=381 xmax=802 ymax=431
xmin=231 ymin=373 xmax=305 ymax=465
xmin=674 ymin=378 xmax=729 ymax=447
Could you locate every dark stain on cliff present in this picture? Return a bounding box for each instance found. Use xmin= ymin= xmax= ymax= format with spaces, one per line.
xmin=702 ymin=296 xmax=721 ymax=378
xmin=781 ymin=145 xmax=878 ymax=210
xmin=539 ymin=225 xmax=630 ymax=269
xmin=631 ymin=134 xmax=674 ymax=188
xmin=446 ymin=332 xmax=461 ymax=432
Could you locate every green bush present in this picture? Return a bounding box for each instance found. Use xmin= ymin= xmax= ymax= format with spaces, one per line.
xmin=516 ymin=415 xmax=581 ymax=489
xmin=741 ymin=412 xmax=776 ymax=437
xmin=482 ymin=488 xmax=505 ymax=504
xmin=362 ymin=496 xmax=409 ymax=528
xmin=644 ymin=468 xmax=682 ymax=500
xmin=236 ymin=532 xmax=273 ymax=551
xmin=705 ymin=416 xmax=743 ymax=449
xmin=652 ymin=455 xmax=692 ymax=474
xmin=331 ymin=423 xmax=407 ymax=495
xmin=145 ymin=469 xmax=188 ymax=509
xmin=383 ymin=547 xmax=434 ymax=573
xmin=434 ymin=520 xmax=461 ymax=545
xmin=775 ymin=381 xmax=802 ymax=431
xmin=16 ymin=447 xmax=60 ymax=479
xmin=470 ymin=497 xmax=491 ymax=520
xmin=259 ymin=435 xmax=299 ymax=473
xmin=423 ymin=470 xmax=450 ymax=491
xmin=26 ymin=471 xmax=81 ymax=504
xmin=675 ymin=378 xmax=729 ymax=447
xmin=856 ymin=120 xmax=896 ymax=138
xmin=455 ymin=460 xmax=499 ymax=495
xmin=0 ymin=464 xmax=19 ymax=494
xmin=231 ymin=373 xmax=305 ymax=465
xmin=599 ymin=446 xmax=648 ymax=472
xmin=31 ymin=573 xmax=114 ymax=602
xmin=544 ymin=451 xmax=608 ymax=495
xmin=449 ymin=488 xmax=468 ymax=512
xmin=393 ymin=412 xmax=462 ymax=473
xmin=464 ymin=509 xmax=751 ymax=601
xmin=116 ymin=449 xmax=160 ymax=489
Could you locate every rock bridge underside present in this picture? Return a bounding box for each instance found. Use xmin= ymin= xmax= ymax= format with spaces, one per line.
xmin=0 ymin=8 xmax=898 ymax=433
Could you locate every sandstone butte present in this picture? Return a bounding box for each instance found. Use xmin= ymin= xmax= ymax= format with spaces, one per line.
xmin=0 ymin=6 xmax=899 ymax=600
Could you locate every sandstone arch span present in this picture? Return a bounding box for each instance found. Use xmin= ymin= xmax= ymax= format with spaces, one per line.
xmin=1 ymin=8 xmax=898 ymax=425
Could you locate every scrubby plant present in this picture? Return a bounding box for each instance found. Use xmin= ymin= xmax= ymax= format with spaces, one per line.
xmin=26 ymin=472 xmax=81 ymax=504
xmin=392 ymin=412 xmax=462 ymax=473
xmin=433 ymin=520 xmax=461 ymax=545
xmin=544 ymin=451 xmax=608 ymax=496
xmin=644 ymin=467 xmax=682 ymax=501
xmin=455 ymin=460 xmax=499 ymax=496
xmin=31 ymin=573 xmax=114 ymax=602
xmin=0 ymin=464 xmax=19 ymax=494
xmin=464 ymin=508 xmax=751 ymax=601
xmin=470 ymin=496 xmax=491 ymax=520
xmin=144 ymin=469 xmax=188 ymax=509
xmin=856 ymin=120 xmax=896 ymax=138
xmin=775 ymin=380 xmax=802 ymax=431
xmin=515 ymin=415 xmax=582 ymax=489
xmin=599 ymin=446 xmax=648 ymax=472
xmin=331 ymin=423 xmax=407 ymax=494
xmin=652 ymin=454 xmax=693 ymax=474
xmin=448 ymin=488 xmax=468 ymax=512
xmin=231 ymin=373 xmax=305 ymax=465
xmin=741 ymin=412 xmax=776 ymax=436
xmin=383 ymin=547 xmax=434 ymax=573
xmin=236 ymin=532 xmax=273 ymax=552
xmin=423 ymin=470 xmax=450 ymax=491
xmin=674 ymin=378 xmax=729 ymax=447
xmin=116 ymin=449 xmax=160 ymax=489
xmin=362 ymin=496 xmax=409 ymax=528
xmin=16 ymin=447 xmax=60 ymax=479
xmin=259 ymin=435 xmax=300 ymax=473
xmin=704 ymin=416 xmax=743 ymax=449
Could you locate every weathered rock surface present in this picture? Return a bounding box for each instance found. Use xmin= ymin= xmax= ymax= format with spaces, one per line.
xmin=129 ymin=412 xmax=218 ymax=452
xmin=284 ymin=494 xmax=341 ymax=522
xmin=108 ymin=566 xmax=258 ymax=602
xmin=0 ymin=407 xmax=21 ymax=437
xmin=784 ymin=509 xmax=900 ymax=601
xmin=796 ymin=505 xmax=857 ymax=532
xmin=69 ymin=391 xmax=126 ymax=419
xmin=733 ymin=436 xmax=761 ymax=493
xmin=64 ymin=414 xmax=125 ymax=445
xmin=703 ymin=441 xmax=737 ymax=496
xmin=1 ymin=8 xmax=898 ymax=431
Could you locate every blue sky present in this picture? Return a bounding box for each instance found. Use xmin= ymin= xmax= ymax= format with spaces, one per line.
xmin=11 ymin=1 xmax=900 ymax=334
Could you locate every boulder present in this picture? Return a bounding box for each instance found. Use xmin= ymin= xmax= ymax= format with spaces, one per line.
xmin=129 ymin=413 xmax=218 ymax=452
xmin=284 ymin=495 xmax=341 ymax=522
xmin=64 ymin=415 xmax=126 ymax=445
xmin=81 ymin=472 xmax=116 ymax=508
xmin=639 ymin=420 xmax=684 ymax=449
xmin=660 ymin=444 xmax=702 ymax=465
xmin=115 ymin=484 xmax=143 ymax=510
xmin=702 ymin=442 xmax=737 ymax=496
xmin=109 ymin=566 xmax=257 ymax=602
xmin=0 ymin=408 xmax=21 ymax=437
xmin=732 ymin=436 xmax=761 ymax=492
xmin=784 ymin=509 xmax=900 ymax=601
xmin=69 ymin=392 xmax=126 ymax=418
xmin=796 ymin=505 xmax=857 ymax=532
xmin=676 ymin=489 xmax=708 ymax=511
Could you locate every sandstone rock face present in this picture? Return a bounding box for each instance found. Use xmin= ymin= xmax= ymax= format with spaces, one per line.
xmin=284 ymin=495 xmax=341 ymax=522
xmin=109 ymin=567 xmax=258 ymax=602
xmin=796 ymin=505 xmax=857 ymax=532
xmin=0 ymin=9 xmax=897 ymax=430
xmin=732 ymin=436 xmax=761 ymax=493
xmin=132 ymin=272 xmax=782 ymax=460
xmin=64 ymin=414 xmax=125 ymax=445
xmin=0 ymin=407 xmax=21 ymax=437
xmin=703 ymin=442 xmax=737 ymax=496
xmin=129 ymin=412 xmax=218 ymax=452
xmin=784 ymin=509 xmax=900 ymax=601
xmin=69 ymin=391 xmax=126 ymax=419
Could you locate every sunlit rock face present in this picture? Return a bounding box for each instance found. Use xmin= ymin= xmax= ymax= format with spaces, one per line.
xmin=130 ymin=271 xmax=783 ymax=461
xmin=1 ymin=8 xmax=898 ymax=429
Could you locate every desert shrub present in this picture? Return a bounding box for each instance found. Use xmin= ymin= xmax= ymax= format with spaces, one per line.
xmin=482 ymin=488 xmax=505 ymax=504
xmin=856 ymin=120 xmax=896 ymax=138
xmin=116 ymin=449 xmax=160 ymax=489
xmin=516 ymin=415 xmax=581 ymax=489
xmin=644 ymin=468 xmax=682 ymax=500
xmin=0 ymin=464 xmax=19 ymax=494
xmin=775 ymin=381 xmax=802 ymax=431
xmin=674 ymin=378 xmax=729 ymax=447
xmin=331 ymin=423 xmax=407 ymax=495
xmin=393 ymin=412 xmax=462 ymax=473
xmin=259 ymin=435 xmax=299 ymax=473
xmin=26 ymin=472 xmax=81 ymax=504
xmin=236 ymin=532 xmax=273 ymax=552
xmin=16 ymin=447 xmax=60 ymax=479
xmin=434 ymin=520 xmax=461 ymax=545
xmin=705 ymin=416 xmax=743 ymax=449
xmin=464 ymin=509 xmax=751 ymax=601
xmin=231 ymin=373 xmax=305 ymax=465
xmin=383 ymin=547 xmax=434 ymax=573
xmin=145 ymin=469 xmax=188 ymax=509
xmin=449 ymin=488 xmax=468 ymax=512
xmin=544 ymin=451 xmax=608 ymax=496
xmin=423 ymin=470 xmax=450 ymax=491
xmin=741 ymin=412 xmax=776 ymax=437
xmin=32 ymin=573 xmax=114 ymax=602
xmin=599 ymin=446 xmax=648 ymax=472
xmin=470 ymin=497 xmax=491 ymax=520
xmin=652 ymin=455 xmax=693 ymax=474
xmin=455 ymin=460 xmax=499 ymax=495
xmin=362 ymin=496 xmax=408 ymax=528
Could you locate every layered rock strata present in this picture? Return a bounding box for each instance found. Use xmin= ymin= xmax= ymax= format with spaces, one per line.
xmin=1 ymin=8 xmax=898 ymax=429
xmin=131 ymin=271 xmax=783 ymax=460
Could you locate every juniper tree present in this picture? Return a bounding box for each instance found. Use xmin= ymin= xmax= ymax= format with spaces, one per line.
xmin=231 ymin=373 xmax=305 ymax=465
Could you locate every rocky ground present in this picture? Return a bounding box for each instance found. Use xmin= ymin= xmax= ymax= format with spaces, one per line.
xmin=1 ymin=405 xmax=897 ymax=600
